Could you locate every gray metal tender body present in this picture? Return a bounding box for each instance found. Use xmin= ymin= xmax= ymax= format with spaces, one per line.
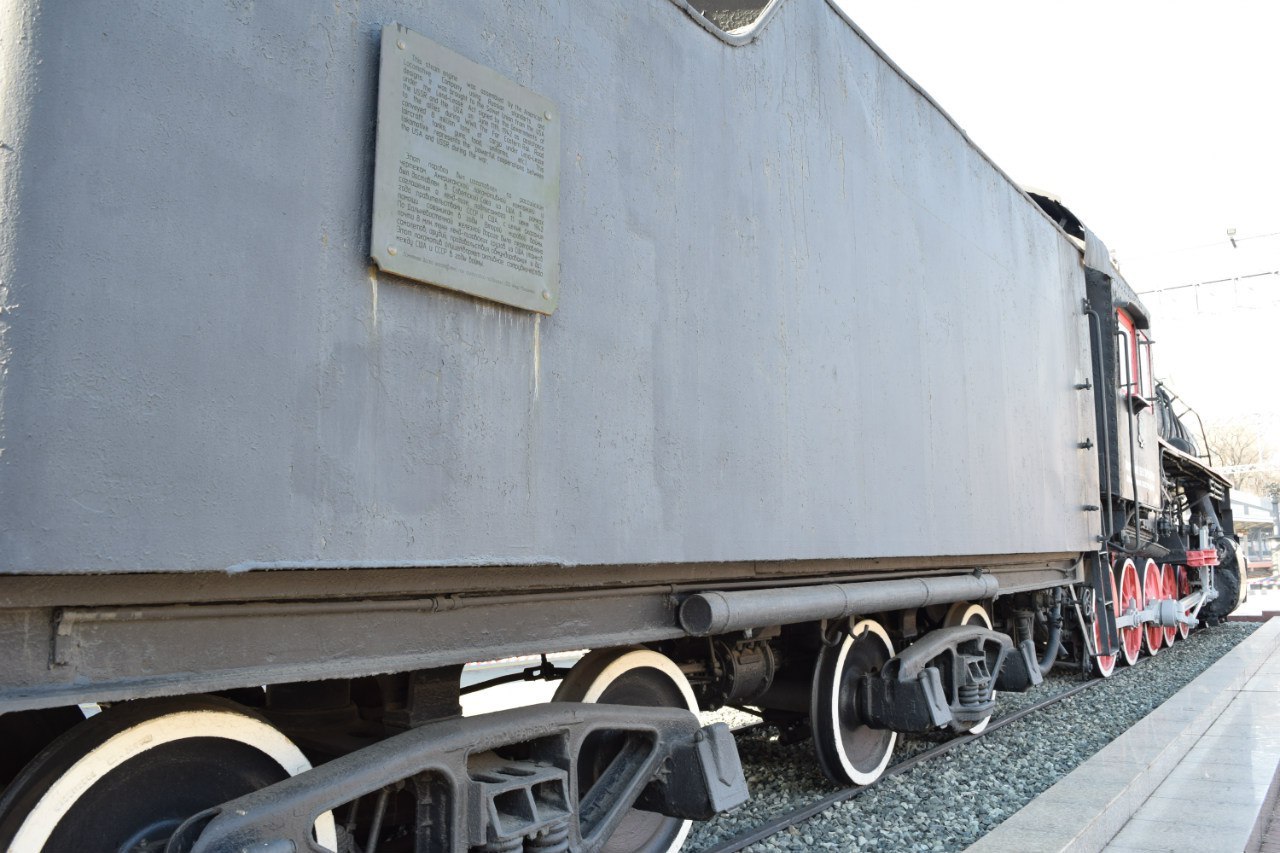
xmin=0 ymin=12 xmax=1246 ymax=849
xmin=0 ymin=0 xmax=1098 ymax=578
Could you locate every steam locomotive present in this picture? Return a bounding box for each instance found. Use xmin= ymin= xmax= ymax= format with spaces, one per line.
xmin=0 ymin=1 xmax=1240 ymax=851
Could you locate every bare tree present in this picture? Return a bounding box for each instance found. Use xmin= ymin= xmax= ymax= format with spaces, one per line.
xmin=1205 ymin=420 xmax=1280 ymax=499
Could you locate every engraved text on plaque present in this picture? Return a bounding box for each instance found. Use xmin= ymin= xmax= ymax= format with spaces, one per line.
xmin=371 ymin=25 xmax=560 ymax=313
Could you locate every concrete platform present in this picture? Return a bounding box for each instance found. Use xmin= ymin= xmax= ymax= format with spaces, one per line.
xmin=965 ymin=618 xmax=1280 ymax=853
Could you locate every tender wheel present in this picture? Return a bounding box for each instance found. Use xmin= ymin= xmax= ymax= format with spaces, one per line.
xmin=553 ymin=647 xmax=697 ymax=853
xmin=1176 ymin=565 xmax=1192 ymax=640
xmin=943 ymin=603 xmax=994 ymax=734
xmin=811 ymin=619 xmax=897 ymax=786
xmin=1142 ymin=558 xmax=1164 ymax=655
xmin=1090 ymin=567 xmax=1120 ymax=677
xmin=0 ymin=696 xmax=337 ymax=853
xmin=1161 ymin=563 xmax=1179 ymax=646
xmin=0 ymin=707 xmax=85 ymax=792
xmin=1117 ymin=558 xmax=1144 ymax=666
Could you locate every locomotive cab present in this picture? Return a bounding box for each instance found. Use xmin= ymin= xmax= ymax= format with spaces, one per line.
xmin=1114 ymin=307 xmax=1160 ymax=515
xmin=1025 ymin=188 xmax=1243 ymax=675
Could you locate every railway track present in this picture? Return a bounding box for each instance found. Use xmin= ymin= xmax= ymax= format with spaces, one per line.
xmin=685 ymin=623 xmax=1260 ymax=852
xmin=698 ymin=667 xmax=1120 ymax=853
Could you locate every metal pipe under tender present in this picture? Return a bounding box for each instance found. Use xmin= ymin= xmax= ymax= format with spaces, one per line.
xmin=679 ymin=574 xmax=1001 ymax=637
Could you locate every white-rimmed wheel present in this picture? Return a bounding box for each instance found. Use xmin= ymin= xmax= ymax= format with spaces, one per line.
xmin=0 ymin=696 xmax=337 ymax=853
xmin=552 ymin=647 xmax=697 ymax=853
xmin=1117 ymin=558 xmax=1144 ymax=666
xmin=1176 ymin=565 xmax=1192 ymax=641
xmin=943 ymin=603 xmax=995 ymax=734
xmin=810 ymin=619 xmax=897 ymax=786
xmin=1142 ymin=558 xmax=1164 ymax=656
xmin=1161 ymin=563 xmax=1179 ymax=647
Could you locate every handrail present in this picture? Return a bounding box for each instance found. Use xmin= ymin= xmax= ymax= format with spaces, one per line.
xmin=1155 ymin=381 xmax=1214 ymax=467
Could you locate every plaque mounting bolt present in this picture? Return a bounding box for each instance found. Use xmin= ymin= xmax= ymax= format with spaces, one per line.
xmin=396 ymin=39 xmax=406 ymax=50
xmin=387 ymin=246 xmax=398 ymax=256
xmin=541 ymin=290 xmax=552 ymax=300
xmin=544 ymin=111 xmax=552 ymax=121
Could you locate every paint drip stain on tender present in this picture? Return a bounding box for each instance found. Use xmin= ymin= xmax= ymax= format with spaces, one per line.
xmin=532 ymin=314 xmax=541 ymax=400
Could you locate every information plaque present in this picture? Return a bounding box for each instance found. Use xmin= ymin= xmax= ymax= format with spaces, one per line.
xmin=370 ymin=24 xmax=561 ymax=314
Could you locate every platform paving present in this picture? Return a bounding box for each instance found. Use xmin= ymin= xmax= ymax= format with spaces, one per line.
xmin=964 ymin=617 xmax=1280 ymax=853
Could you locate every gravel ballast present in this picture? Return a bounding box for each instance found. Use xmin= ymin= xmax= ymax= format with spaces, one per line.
xmin=689 ymin=622 xmax=1260 ymax=853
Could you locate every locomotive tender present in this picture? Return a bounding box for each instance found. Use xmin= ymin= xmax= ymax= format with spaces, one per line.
xmin=0 ymin=1 xmax=1242 ymax=850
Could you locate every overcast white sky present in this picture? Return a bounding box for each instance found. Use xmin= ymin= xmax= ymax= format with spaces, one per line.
xmin=837 ymin=1 xmax=1280 ymax=448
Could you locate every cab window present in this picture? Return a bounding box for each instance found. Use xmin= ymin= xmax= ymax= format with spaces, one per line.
xmin=1116 ymin=310 xmax=1138 ymax=392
